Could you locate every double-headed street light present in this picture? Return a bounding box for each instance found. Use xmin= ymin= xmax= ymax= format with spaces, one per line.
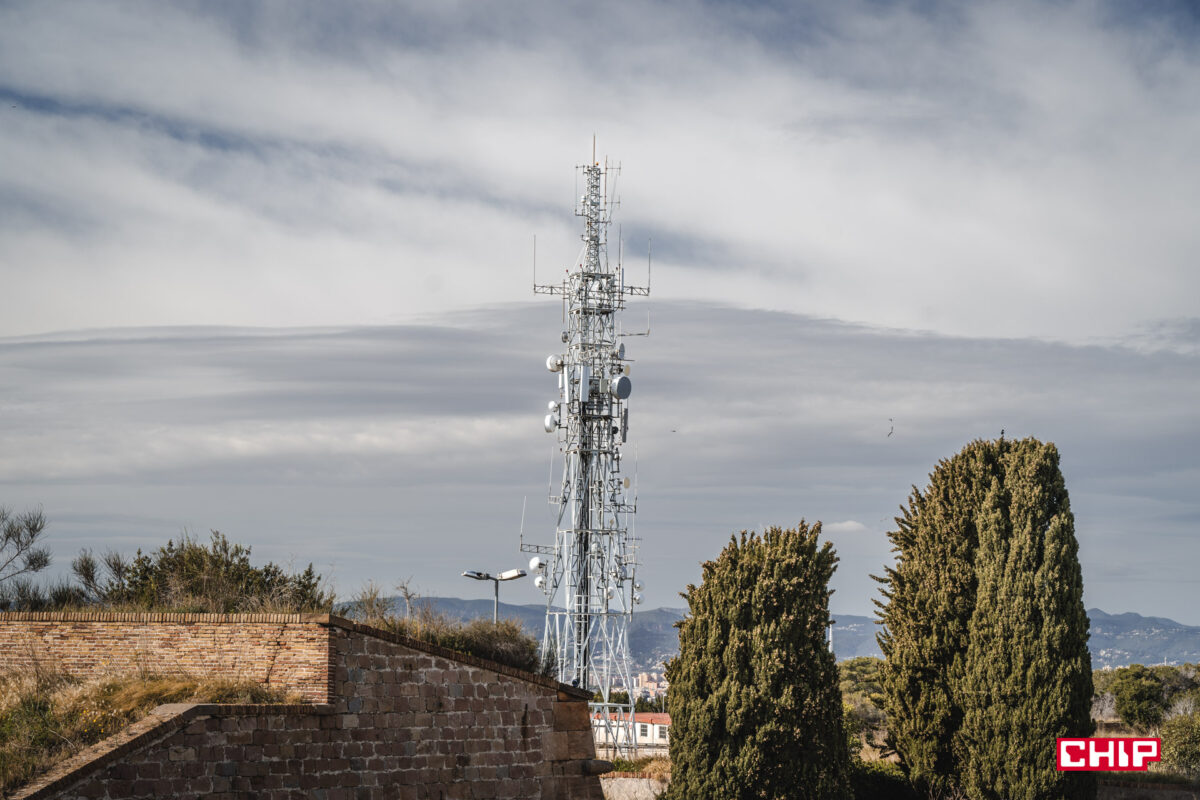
xmin=462 ymin=568 xmax=527 ymax=624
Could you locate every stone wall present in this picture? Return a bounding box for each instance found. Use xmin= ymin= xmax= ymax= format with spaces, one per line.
xmin=1 ymin=613 xmax=605 ymax=799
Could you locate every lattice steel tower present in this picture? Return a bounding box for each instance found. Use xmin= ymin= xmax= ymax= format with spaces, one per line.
xmin=522 ymin=154 xmax=648 ymax=756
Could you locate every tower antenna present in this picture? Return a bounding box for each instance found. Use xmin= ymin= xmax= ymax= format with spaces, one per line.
xmin=525 ymin=147 xmax=650 ymax=758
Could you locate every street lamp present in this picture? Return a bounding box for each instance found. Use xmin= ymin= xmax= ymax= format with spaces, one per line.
xmin=461 ymin=568 xmax=527 ymax=624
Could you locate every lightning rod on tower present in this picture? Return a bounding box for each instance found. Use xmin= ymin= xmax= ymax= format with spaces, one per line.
xmin=522 ymin=152 xmax=649 ymax=757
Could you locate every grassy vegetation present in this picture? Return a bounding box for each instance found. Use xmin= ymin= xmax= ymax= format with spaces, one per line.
xmin=839 ymin=657 xmax=888 ymax=758
xmin=347 ymin=582 xmax=553 ymax=677
xmin=610 ymin=755 xmax=671 ymax=777
xmin=0 ymin=667 xmax=296 ymax=794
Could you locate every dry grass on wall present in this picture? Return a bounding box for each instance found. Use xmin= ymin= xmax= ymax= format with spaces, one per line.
xmin=0 ymin=666 xmax=297 ymax=794
xmin=348 ymin=582 xmax=551 ymax=677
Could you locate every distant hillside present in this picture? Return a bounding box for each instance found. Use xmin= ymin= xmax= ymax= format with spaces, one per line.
xmin=790 ymin=609 xmax=1200 ymax=667
xmin=406 ymin=596 xmax=548 ymax=634
xmin=830 ymin=614 xmax=883 ymax=660
xmin=350 ymin=598 xmax=1200 ymax=670
xmin=831 ymin=608 xmax=1200 ymax=667
xmin=1088 ymin=608 xmax=1200 ymax=668
xmin=625 ymin=607 xmax=688 ymax=672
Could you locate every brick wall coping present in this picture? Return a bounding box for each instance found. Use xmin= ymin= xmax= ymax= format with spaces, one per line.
xmin=0 ymin=611 xmax=592 ymax=700
xmin=10 ymin=702 xmax=334 ymax=800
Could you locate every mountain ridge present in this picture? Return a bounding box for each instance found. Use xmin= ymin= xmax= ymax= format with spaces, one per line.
xmin=357 ymin=597 xmax=1200 ymax=670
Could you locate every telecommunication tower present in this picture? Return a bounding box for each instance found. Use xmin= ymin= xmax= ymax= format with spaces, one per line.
xmin=522 ymin=154 xmax=649 ymax=757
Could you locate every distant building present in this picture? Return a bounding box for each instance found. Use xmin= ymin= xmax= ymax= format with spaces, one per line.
xmin=634 ymin=671 xmax=669 ymax=699
xmin=593 ymin=711 xmax=671 ymax=757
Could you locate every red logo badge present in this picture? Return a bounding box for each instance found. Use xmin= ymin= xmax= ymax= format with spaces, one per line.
xmin=1057 ymin=738 xmax=1161 ymax=771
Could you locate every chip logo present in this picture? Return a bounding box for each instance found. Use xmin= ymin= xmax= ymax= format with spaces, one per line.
xmin=1057 ymin=738 xmax=1161 ymax=771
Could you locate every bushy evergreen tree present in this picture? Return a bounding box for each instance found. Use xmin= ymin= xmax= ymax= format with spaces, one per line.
xmin=876 ymin=438 xmax=1094 ymax=800
xmin=875 ymin=443 xmax=998 ymax=797
xmin=1109 ymin=665 xmax=1168 ymax=732
xmin=957 ymin=439 xmax=1094 ymax=800
xmin=665 ymin=522 xmax=850 ymax=800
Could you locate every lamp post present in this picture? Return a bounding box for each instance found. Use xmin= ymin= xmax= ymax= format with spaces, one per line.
xmin=462 ymin=568 xmax=527 ymax=623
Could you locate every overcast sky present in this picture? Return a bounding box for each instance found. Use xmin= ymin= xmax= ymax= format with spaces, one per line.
xmin=1 ymin=1 xmax=1198 ymax=623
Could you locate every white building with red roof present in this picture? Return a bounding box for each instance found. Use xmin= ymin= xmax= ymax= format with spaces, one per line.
xmin=592 ymin=711 xmax=671 ymax=757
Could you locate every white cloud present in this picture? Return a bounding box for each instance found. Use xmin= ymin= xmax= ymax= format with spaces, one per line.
xmin=1 ymin=1 xmax=1199 ymax=341
xmin=0 ymin=416 xmax=530 ymax=482
xmin=1 ymin=1 xmax=1199 ymax=622
xmin=2 ymin=306 xmax=1196 ymax=621
xmin=825 ymin=520 xmax=869 ymax=534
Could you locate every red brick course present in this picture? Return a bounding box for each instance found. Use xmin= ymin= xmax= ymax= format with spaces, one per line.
xmin=0 ymin=613 xmax=333 ymax=702
xmin=0 ymin=613 xmax=605 ymax=799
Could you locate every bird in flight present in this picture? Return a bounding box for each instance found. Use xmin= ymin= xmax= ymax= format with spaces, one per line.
xmin=887 ymin=418 xmax=894 ymax=438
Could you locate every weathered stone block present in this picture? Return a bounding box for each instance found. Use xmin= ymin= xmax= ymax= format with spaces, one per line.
xmin=566 ymin=728 xmax=597 ymax=759
xmin=167 ymin=746 xmax=196 ymax=762
xmin=553 ymin=700 xmax=592 ymax=731
xmin=544 ymin=730 xmax=569 ymax=761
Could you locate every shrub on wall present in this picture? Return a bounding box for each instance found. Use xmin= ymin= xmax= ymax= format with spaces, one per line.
xmin=71 ymin=531 xmax=334 ymax=613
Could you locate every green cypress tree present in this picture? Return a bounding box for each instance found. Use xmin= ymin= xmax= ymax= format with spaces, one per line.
xmin=665 ymin=522 xmax=851 ymax=800
xmin=876 ymin=442 xmax=1000 ymax=798
xmin=876 ymin=438 xmax=1094 ymax=800
xmin=957 ymin=440 xmax=1094 ymax=800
